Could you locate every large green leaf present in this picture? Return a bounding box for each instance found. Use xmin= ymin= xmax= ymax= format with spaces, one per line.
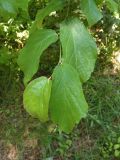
xmin=17 ymin=29 xmax=58 ymax=85
xmin=23 ymin=77 xmax=52 ymax=122
xmin=60 ymin=18 xmax=97 ymax=83
xmin=31 ymin=0 xmax=66 ymax=33
xmin=80 ymin=0 xmax=103 ymax=26
xmin=49 ymin=64 xmax=88 ymax=133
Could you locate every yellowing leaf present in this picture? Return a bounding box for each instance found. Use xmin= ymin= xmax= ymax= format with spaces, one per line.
xmin=23 ymin=77 xmax=52 ymax=122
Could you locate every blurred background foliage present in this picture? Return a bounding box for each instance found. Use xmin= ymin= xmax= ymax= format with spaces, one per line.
xmin=0 ymin=0 xmax=120 ymax=159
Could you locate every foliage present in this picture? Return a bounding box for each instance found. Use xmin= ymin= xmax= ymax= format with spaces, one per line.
xmin=100 ymin=134 xmax=120 ymax=158
xmin=0 ymin=0 xmax=119 ymax=133
xmin=1 ymin=70 xmax=120 ymax=159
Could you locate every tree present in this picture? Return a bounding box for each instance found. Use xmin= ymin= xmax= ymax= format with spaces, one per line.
xmin=0 ymin=0 xmax=119 ymax=133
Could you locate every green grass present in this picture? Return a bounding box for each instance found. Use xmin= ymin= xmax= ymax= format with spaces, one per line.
xmin=0 ymin=64 xmax=120 ymax=159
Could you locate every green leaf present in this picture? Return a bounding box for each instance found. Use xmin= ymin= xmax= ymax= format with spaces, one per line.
xmin=80 ymin=0 xmax=103 ymax=26
xmin=0 ymin=48 xmax=11 ymax=65
xmin=118 ymin=137 xmax=120 ymax=143
xmin=0 ymin=0 xmax=29 ymax=20
xmin=23 ymin=77 xmax=52 ymax=122
xmin=0 ymin=0 xmax=17 ymax=19
xmin=17 ymin=29 xmax=58 ymax=85
xmin=49 ymin=64 xmax=88 ymax=133
xmin=31 ymin=0 xmax=66 ymax=33
xmin=105 ymin=0 xmax=118 ymax=12
xmin=114 ymin=150 xmax=120 ymax=157
xmin=60 ymin=18 xmax=97 ymax=83
xmin=95 ymin=0 xmax=103 ymax=5
xmin=114 ymin=144 xmax=120 ymax=150
xmin=17 ymin=0 xmax=29 ymax=11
